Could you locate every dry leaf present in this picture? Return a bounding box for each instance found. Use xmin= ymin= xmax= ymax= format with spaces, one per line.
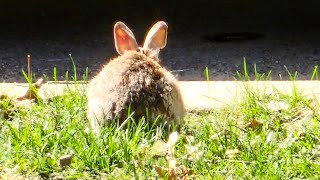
xmin=225 ymin=149 xmax=241 ymax=159
xmin=177 ymin=165 xmax=193 ymax=179
xmin=153 ymin=132 xmax=190 ymax=180
xmin=154 ymin=165 xmax=175 ymax=180
xmin=154 ymin=165 xmax=166 ymax=178
xmin=154 ymin=164 xmax=193 ymax=180
xmin=58 ymin=154 xmax=73 ymax=168
xmin=17 ymin=78 xmax=44 ymax=103
xmin=246 ymin=120 xmax=263 ymax=130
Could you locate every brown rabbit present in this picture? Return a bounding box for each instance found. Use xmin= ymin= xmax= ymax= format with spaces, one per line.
xmin=87 ymin=21 xmax=185 ymax=132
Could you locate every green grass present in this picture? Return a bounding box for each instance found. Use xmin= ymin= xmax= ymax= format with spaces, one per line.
xmin=1 ymin=61 xmax=320 ymax=179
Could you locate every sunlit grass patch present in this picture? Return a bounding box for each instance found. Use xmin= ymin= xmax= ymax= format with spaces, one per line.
xmin=1 ymin=59 xmax=320 ymax=179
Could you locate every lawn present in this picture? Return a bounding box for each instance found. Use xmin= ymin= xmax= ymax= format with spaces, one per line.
xmin=1 ymin=63 xmax=320 ymax=179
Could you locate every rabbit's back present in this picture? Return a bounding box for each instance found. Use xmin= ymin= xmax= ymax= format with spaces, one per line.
xmin=87 ymin=51 xmax=185 ymax=126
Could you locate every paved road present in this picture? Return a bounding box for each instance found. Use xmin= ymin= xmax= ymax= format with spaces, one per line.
xmin=0 ymin=1 xmax=319 ymax=82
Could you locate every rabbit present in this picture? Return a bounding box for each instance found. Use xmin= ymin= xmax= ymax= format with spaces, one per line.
xmin=87 ymin=21 xmax=185 ymax=132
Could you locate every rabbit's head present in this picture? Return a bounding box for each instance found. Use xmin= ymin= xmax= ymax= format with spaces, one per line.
xmin=114 ymin=21 xmax=168 ymax=60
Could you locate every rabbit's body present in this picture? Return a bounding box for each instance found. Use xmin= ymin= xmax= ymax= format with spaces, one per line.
xmin=87 ymin=21 xmax=185 ymax=131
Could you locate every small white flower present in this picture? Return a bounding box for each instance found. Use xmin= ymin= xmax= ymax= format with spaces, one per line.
xmin=167 ymin=131 xmax=179 ymax=146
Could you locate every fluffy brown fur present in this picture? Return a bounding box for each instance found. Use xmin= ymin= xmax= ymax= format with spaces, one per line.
xmin=87 ymin=21 xmax=185 ymax=132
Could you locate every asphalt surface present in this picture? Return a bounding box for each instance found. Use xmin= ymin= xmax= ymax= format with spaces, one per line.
xmin=0 ymin=1 xmax=319 ymax=82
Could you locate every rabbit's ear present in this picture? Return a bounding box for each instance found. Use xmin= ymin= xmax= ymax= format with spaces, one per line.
xmin=143 ymin=21 xmax=168 ymax=57
xmin=114 ymin=21 xmax=138 ymax=55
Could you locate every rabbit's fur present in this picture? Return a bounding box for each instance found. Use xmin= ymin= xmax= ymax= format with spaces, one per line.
xmin=87 ymin=21 xmax=185 ymax=132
